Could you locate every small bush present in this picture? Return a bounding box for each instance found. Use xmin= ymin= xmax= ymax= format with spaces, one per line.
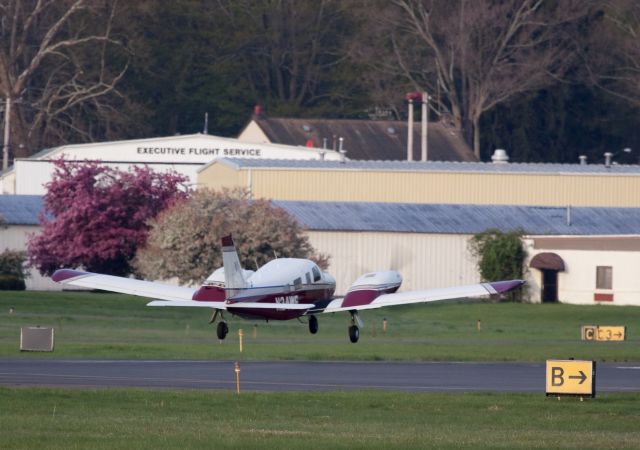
xmin=0 ymin=250 xmax=28 ymax=290
xmin=0 ymin=274 xmax=26 ymax=290
xmin=468 ymin=229 xmax=527 ymax=301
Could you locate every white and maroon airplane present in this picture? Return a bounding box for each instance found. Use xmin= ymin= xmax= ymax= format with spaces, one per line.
xmin=52 ymin=235 xmax=524 ymax=343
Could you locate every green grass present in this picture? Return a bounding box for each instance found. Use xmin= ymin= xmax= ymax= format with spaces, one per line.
xmin=1 ymin=291 xmax=640 ymax=361
xmin=1 ymin=387 xmax=639 ymax=449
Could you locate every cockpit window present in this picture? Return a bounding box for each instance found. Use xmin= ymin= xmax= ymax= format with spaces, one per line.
xmin=312 ymin=266 xmax=321 ymax=282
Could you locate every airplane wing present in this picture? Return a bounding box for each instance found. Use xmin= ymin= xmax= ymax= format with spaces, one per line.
xmin=52 ymin=269 xmax=201 ymax=303
xmin=312 ymin=280 xmax=524 ymax=314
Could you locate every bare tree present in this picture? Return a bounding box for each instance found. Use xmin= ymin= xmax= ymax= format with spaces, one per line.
xmin=585 ymin=0 xmax=640 ymax=108
xmin=0 ymin=0 xmax=131 ymax=167
xmin=358 ymin=0 xmax=592 ymax=158
xmin=217 ymin=0 xmax=356 ymax=114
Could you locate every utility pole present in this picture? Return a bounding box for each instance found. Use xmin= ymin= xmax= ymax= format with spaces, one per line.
xmin=2 ymin=97 xmax=10 ymax=170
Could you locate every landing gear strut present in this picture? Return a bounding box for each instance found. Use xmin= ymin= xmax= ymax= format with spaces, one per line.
xmin=308 ymin=315 xmax=319 ymax=334
xmin=348 ymin=311 xmax=362 ymax=343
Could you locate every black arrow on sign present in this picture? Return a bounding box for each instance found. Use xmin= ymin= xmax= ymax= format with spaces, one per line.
xmin=614 ymin=332 xmax=622 ymax=338
xmin=569 ymin=371 xmax=587 ymax=384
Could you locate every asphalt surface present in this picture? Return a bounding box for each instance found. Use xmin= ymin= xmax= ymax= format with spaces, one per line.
xmin=1 ymin=359 xmax=640 ymax=392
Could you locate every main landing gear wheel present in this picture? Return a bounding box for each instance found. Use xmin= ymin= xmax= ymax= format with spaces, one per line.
xmin=348 ymin=325 xmax=360 ymax=343
xmin=216 ymin=321 xmax=229 ymax=340
xmin=308 ymin=315 xmax=319 ymax=334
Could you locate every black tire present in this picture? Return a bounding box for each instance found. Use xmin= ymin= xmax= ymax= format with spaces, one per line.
xmin=348 ymin=325 xmax=360 ymax=343
xmin=217 ymin=321 xmax=229 ymax=340
xmin=309 ymin=315 xmax=319 ymax=334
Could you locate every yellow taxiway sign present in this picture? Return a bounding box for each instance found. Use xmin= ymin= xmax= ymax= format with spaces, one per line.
xmin=581 ymin=325 xmax=626 ymax=341
xmin=546 ymin=360 xmax=596 ymax=398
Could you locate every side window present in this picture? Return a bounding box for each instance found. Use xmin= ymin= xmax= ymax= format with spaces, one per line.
xmin=293 ymin=277 xmax=302 ymax=290
xmin=305 ymin=272 xmax=312 ymax=284
xmin=596 ymin=266 xmax=612 ymax=290
xmin=312 ymin=266 xmax=321 ymax=282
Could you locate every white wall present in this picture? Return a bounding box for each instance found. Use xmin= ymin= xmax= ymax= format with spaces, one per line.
xmin=524 ymin=238 xmax=640 ymax=306
xmin=9 ymin=133 xmax=343 ymax=195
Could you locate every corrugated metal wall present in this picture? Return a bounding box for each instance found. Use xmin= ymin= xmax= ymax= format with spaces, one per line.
xmin=199 ymin=166 xmax=640 ymax=207
xmin=0 ymin=225 xmax=63 ymax=290
xmin=306 ymin=231 xmax=479 ymax=295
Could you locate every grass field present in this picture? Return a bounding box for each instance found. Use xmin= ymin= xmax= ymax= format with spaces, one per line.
xmin=1 ymin=291 xmax=639 ymax=362
xmin=1 ymin=387 xmax=639 ymax=449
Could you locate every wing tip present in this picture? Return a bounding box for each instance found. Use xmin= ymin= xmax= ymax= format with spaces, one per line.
xmin=488 ymin=279 xmax=525 ymax=294
xmin=52 ymin=269 xmax=88 ymax=283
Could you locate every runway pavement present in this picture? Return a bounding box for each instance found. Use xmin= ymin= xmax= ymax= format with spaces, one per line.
xmin=1 ymin=359 xmax=640 ymax=392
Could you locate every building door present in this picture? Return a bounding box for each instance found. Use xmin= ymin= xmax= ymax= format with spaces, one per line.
xmin=541 ymin=269 xmax=558 ymax=303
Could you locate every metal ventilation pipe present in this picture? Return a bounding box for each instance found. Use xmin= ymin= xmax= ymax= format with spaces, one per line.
xmin=339 ymin=137 xmax=346 ymax=163
xmin=579 ymin=155 xmax=587 ymax=165
xmin=405 ymin=91 xmax=423 ymax=161
xmin=421 ymin=92 xmax=429 ymax=161
xmin=407 ymin=98 xmax=414 ymax=161
xmin=604 ymin=152 xmax=613 ymax=168
xmin=491 ymin=149 xmax=509 ymax=164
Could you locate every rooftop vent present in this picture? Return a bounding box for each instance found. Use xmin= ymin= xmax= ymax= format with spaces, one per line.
xmin=491 ymin=149 xmax=509 ymax=164
xmin=302 ymin=124 xmax=312 ymax=132
xmin=387 ymin=127 xmax=396 ymax=134
xmin=579 ymin=155 xmax=587 ymax=165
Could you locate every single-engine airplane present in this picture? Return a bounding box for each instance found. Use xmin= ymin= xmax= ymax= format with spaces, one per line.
xmin=52 ymin=235 xmax=524 ymax=343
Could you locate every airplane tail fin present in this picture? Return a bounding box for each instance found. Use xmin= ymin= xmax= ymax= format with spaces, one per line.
xmin=221 ymin=234 xmax=249 ymax=297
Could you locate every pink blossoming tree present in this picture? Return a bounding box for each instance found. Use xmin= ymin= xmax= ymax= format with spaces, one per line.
xmin=28 ymin=160 xmax=190 ymax=276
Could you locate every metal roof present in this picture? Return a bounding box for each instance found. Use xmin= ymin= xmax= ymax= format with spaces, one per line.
xmin=0 ymin=195 xmax=43 ymax=225
xmin=248 ymin=117 xmax=478 ymax=162
xmin=219 ymin=158 xmax=640 ymax=175
xmin=4 ymin=195 xmax=640 ymax=236
xmin=274 ymin=201 xmax=640 ymax=235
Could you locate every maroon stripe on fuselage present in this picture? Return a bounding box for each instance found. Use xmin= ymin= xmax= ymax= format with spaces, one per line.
xmin=228 ymin=285 xmax=334 ymax=305
xmin=341 ymin=284 xmax=400 ymax=308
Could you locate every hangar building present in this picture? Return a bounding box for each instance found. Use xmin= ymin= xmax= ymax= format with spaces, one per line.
xmin=5 ymin=194 xmax=640 ymax=306
xmin=0 ymin=133 xmax=342 ymax=195
xmin=198 ymin=158 xmax=640 ymax=207
xmin=274 ymin=201 xmax=640 ymax=305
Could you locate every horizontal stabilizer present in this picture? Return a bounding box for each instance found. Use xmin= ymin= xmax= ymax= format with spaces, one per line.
xmin=147 ymin=300 xmax=225 ymax=308
xmin=227 ymin=302 xmax=312 ymax=310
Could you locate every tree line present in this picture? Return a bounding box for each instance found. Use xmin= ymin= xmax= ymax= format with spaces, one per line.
xmin=2 ymin=0 xmax=640 ymax=165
